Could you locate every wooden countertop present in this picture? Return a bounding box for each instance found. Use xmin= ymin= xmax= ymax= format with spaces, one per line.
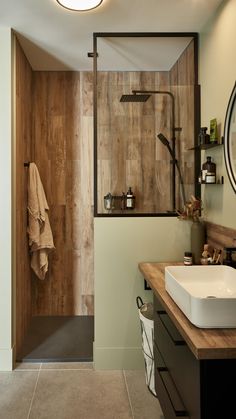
xmin=139 ymin=262 xmax=236 ymax=360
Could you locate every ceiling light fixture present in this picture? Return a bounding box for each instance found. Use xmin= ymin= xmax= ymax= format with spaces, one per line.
xmin=56 ymin=0 xmax=103 ymax=11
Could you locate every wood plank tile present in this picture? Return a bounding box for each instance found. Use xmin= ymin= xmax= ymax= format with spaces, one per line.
xmin=15 ymin=39 xmax=33 ymax=357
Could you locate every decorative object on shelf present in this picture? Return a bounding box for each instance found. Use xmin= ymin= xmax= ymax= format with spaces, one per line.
xmin=56 ymin=0 xmax=103 ymax=12
xmin=210 ymin=118 xmax=218 ymax=144
xmin=104 ymin=192 xmax=127 ymax=211
xmin=178 ymin=195 xmax=205 ymax=265
xmin=191 ymin=219 xmax=206 ymax=265
xmin=104 ymin=192 xmax=113 ymax=210
xmin=201 ymin=244 xmax=211 ymax=265
xmin=126 ymin=187 xmax=135 ymax=210
xmin=177 ymin=195 xmax=202 ymax=221
xmin=201 ymin=156 xmax=216 ymax=184
xmin=198 ymin=127 xmax=210 ymax=146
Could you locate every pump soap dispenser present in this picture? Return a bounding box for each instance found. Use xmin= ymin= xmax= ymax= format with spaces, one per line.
xmin=126 ymin=187 xmax=135 ymax=210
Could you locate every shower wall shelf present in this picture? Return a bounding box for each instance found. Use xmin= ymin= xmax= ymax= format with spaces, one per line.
xmin=104 ymin=194 xmax=131 ymax=211
xmin=198 ymin=176 xmax=224 ymax=185
xmin=193 ymin=137 xmax=224 ymax=186
xmin=188 ymin=137 xmax=224 ymax=151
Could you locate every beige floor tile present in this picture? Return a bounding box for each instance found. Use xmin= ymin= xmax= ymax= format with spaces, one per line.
xmin=124 ymin=370 xmax=164 ymax=419
xmin=29 ymin=370 xmax=132 ymax=419
xmin=41 ymin=362 xmax=93 ymax=370
xmin=14 ymin=362 xmax=41 ymax=370
xmin=0 ymin=371 xmax=39 ymax=419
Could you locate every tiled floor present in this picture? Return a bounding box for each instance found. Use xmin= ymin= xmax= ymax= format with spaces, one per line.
xmin=0 ymin=363 xmax=164 ymax=419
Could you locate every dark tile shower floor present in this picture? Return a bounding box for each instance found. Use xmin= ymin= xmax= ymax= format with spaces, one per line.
xmin=17 ymin=316 xmax=94 ymax=362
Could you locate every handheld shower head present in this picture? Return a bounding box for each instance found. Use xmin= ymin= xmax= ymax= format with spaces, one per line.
xmin=157 ymin=133 xmax=170 ymax=148
xmin=157 ymin=132 xmax=186 ymax=206
xmin=157 ymin=133 xmax=173 ymax=158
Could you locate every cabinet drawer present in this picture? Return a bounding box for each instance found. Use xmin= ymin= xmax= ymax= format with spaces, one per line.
xmin=154 ymin=296 xmax=185 ymax=345
xmin=155 ymin=310 xmax=186 ymax=346
xmin=155 ymin=362 xmax=189 ymax=419
xmin=154 ymin=341 xmax=166 ymax=370
xmin=154 ymin=298 xmax=200 ymax=418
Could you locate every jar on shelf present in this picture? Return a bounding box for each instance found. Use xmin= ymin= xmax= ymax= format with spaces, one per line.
xmin=201 ymin=156 xmax=216 ymax=184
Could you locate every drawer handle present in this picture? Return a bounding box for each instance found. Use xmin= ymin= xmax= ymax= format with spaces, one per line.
xmin=157 ymin=367 xmax=188 ymax=417
xmin=157 ymin=310 xmax=186 ymax=346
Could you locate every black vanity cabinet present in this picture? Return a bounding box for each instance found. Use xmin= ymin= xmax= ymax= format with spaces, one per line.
xmin=153 ymin=296 xmax=236 ymax=419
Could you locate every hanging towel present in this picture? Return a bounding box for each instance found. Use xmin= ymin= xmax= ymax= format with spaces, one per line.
xmin=27 ymin=163 xmax=55 ymax=280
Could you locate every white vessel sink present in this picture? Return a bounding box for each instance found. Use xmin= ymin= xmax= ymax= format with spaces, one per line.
xmin=165 ymin=265 xmax=236 ymax=328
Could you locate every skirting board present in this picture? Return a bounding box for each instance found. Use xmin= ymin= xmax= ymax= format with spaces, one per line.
xmin=0 ymin=348 xmax=13 ymax=371
xmin=94 ymin=345 xmax=144 ymax=370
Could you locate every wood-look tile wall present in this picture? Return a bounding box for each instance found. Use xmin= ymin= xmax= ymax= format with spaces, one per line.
xmin=15 ymin=39 xmax=33 ymax=354
xmin=97 ymin=71 xmax=172 ymax=213
xmin=97 ymin=40 xmax=196 ymax=213
xmin=31 ymin=72 xmax=94 ymax=316
xmin=206 ymin=222 xmax=236 ymax=263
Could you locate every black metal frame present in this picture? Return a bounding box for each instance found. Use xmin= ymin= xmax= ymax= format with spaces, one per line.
xmin=224 ymin=81 xmax=236 ymax=194
xmin=92 ymin=32 xmax=200 ymax=217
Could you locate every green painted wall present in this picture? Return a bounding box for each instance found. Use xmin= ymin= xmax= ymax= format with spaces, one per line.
xmin=94 ymin=217 xmax=191 ymax=369
xmin=0 ymin=27 xmax=13 ymax=371
xmin=200 ymin=0 xmax=236 ymax=228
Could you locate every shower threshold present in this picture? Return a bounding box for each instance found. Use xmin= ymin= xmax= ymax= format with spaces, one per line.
xmin=17 ymin=316 xmax=94 ymax=363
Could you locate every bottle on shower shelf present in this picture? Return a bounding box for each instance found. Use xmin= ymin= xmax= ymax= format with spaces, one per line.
xmin=201 ymin=156 xmax=216 ymax=184
xmin=126 ymin=187 xmax=135 ymax=210
xmin=198 ymin=127 xmax=210 ymax=146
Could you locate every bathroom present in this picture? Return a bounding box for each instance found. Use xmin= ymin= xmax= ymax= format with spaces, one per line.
xmin=0 ymin=0 xmax=236 ymax=418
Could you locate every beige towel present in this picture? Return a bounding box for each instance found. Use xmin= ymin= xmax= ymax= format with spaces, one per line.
xmin=27 ymin=163 xmax=55 ymax=280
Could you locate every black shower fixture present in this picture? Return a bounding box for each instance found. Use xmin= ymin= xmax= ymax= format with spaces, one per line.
xmin=157 ymin=133 xmax=173 ymax=155
xmin=157 ymin=133 xmax=186 ymax=206
xmin=120 ymin=93 xmax=151 ymax=102
xmin=120 ymin=89 xmax=182 ymax=211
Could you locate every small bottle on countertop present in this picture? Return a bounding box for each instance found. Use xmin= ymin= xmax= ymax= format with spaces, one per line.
xmin=201 ymin=244 xmax=210 ymax=265
xmin=184 ymin=252 xmax=193 ymax=266
xmin=126 ymin=187 xmax=135 ymax=209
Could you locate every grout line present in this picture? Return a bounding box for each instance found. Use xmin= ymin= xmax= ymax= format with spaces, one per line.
xmin=123 ymin=370 xmax=134 ymax=419
xmin=26 ymin=366 xmax=41 ymax=419
xmin=39 ymin=368 xmax=94 ymax=371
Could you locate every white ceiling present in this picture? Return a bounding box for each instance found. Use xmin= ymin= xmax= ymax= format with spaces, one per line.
xmin=97 ymin=37 xmax=193 ymax=71
xmin=0 ymin=0 xmax=223 ymax=71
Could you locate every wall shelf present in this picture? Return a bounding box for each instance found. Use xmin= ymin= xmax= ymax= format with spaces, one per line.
xmin=189 ymin=137 xmax=224 ymax=151
xmin=189 ymin=142 xmax=223 ymax=151
xmin=198 ymin=176 xmax=224 ymax=185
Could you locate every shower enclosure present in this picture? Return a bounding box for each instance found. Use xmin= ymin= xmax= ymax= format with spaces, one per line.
xmin=15 ymin=38 xmax=94 ymax=363
xmin=92 ymin=33 xmax=200 ymax=216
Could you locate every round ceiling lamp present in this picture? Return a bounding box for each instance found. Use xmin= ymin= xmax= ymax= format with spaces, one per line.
xmin=56 ymin=0 xmax=103 ymax=11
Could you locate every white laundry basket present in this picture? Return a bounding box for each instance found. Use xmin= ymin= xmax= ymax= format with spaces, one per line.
xmin=136 ymin=296 xmax=157 ymax=397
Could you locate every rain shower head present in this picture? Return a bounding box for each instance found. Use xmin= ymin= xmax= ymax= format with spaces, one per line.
xmin=120 ymin=93 xmax=151 ymax=103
